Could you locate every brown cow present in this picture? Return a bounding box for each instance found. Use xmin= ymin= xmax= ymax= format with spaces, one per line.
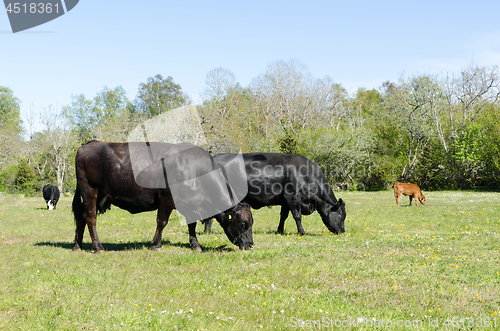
xmin=72 ymin=141 xmax=254 ymax=252
xmin=394 ymin=182 xmax=426 ymax=206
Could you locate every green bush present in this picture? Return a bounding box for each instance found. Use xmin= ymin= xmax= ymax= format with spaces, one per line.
xmin=277 ymin=128 xmax=299 ymax=155
xmin=15 ymin=159 xmax=36 ymax=196
xmin=0 ymin=163 xmax=18 ymax=193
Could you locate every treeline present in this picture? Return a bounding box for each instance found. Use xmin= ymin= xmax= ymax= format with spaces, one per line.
xmin=1 ymin=60 xmax=500 ymax=195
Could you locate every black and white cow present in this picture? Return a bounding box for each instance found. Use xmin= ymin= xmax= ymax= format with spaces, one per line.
xmin=43 ymin=184 xmax=60 ymax=210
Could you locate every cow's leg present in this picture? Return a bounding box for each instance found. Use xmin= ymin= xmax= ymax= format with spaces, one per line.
xmin=72 ymin=185 xmax=104 ymax=252
xmin=151 ymin=203 xmax=173 ymax=250
xmin=394 ymin=191 xmax=400 ymax=206
xmin=285 ymin=196 xmax=304 ymax=235
xmin=77 ymin=187 xmax=105 ymax=252
xmin=85 ymin=201 xmax=104 ymax=252
xmin=277 ymin=206 xmax=290 ymax=234
xmin=290 ymin=205 xmax=304 ymax=236
xmin=414 ymin=196 xmax=418 ymax=206
xmin=188 ymin=221 xmax=202 ymax=252
xmin=73 ymin=193 xmax=87 ymax=251
xmin=73 ymin=218 xmax=87 ymax=251
xmin=203 ymin=218 xmax=212 ymax=234
xmin=409 ymin=196 xmax=413 ymax=206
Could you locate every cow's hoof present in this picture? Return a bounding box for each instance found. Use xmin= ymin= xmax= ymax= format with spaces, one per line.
xmin=192 ymin=246 xmax=202 ymax=252
xmin=73 ymin=246 xmax=82 ymax=251
xmin=93 ymin=249 xmax=105 ymax=254
xmin=151 ymin=246 xmax=162 ymax=251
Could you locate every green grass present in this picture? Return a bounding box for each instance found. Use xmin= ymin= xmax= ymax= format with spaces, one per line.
xmin=0 ymin=191 xmax=499 ymax=330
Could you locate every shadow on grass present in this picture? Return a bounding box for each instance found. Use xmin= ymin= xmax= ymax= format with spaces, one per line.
xmin=207 ymin=224 xmax=325 ymax=236
xmin=35 ymin=207 xmax=72 ymax=212
xmin=256 ymin=230 xmax=323 ymax=236
xmin=34 ymin=240 xmax=234 ymax=252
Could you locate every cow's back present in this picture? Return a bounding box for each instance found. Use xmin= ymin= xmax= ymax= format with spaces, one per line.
xmin=43 ymin=184 xmax=60 ymax=200
xmin=215 ymin=152 xmax=338 ymax=207
xmin=394 ymin=182 xmax=423 ymax=198
xmin=75 ymin=141 xmax=232 ymax=215
xmin=76 ymin=141 xmax=130 ymax=183
xmin=42 ymin=184 xmax=51 ymax=199
xmin=256 ymin=153 xmax=336 ymax=206
xmin=75 ymin=141 xmax=159 ymax=213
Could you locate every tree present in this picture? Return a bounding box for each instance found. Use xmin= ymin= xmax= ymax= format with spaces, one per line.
xmin=0 ymin=86 xmax=23 ymax=131
xmin=299 ymin=87 xmax=377 ymax=189
xmin=201 ymin=67 xmax=237 ymax=118
xmin=91 ymin=86 xmax=132 ymax=141
xmin=446 ymin=63 xmax=500 ymax=138
xmin=16 ymin=158 xmax=36 ymax=194
xmin=41 ymin=105 xmax=77 ymax=192
xmin=313 ymin=76 xmax=349 ymax=132
xmin=382 ymin=75 xmax=441 ymax=182
xmin=62 ymin=94 xmax=93 ymax=142
xmin=200 ymin=67 xmax=238 ymax=143
xmin=199 ymin=68 xmax=259 ymax=152
xmin=63 ymin=86 xmax=131 ymax=142
xmin=250 ymin=60 xmax=315 ymax=135
xmin=441 ymin=63 xmax=500 ymax=186
xmin=0 ymin=87 xmax=24 ymax=170
xmin=24 ymin=103 xmax=37 ymax=166
xmin=136 ymin=74 xmax=190 ymax=118
xmin=479 ymin=104 xmax=500 ymax=188
xmin=301 ymin=125 xmax=376 ymax=189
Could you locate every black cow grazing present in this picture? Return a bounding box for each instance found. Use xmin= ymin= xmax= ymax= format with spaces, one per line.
xmin=204 ymin=153 xmax=346 ymax=235
xmin=72 ymin=141 xmax=253 ymax=252
xmin=43 ymin=184 xmax=60 ymax=210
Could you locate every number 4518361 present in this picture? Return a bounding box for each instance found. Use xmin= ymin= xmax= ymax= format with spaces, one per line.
xmin=6 ymin=2 xmax=60 ymax=14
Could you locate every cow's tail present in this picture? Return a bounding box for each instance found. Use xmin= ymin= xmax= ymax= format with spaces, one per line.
xmin=72 ymin=186 xmax=84 ymax=226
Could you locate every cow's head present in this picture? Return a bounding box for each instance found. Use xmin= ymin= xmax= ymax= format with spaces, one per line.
xmin=419 ymin=195 xmax=426 ymax=205
xmin=215 ymin=202 xmax=254 ymax=250
xmin=323 ymin=199 xmax=346 ymax=234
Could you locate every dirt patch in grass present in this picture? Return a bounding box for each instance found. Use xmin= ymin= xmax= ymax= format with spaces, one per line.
xmin=2 ymin=235 xmax=28 ymax=244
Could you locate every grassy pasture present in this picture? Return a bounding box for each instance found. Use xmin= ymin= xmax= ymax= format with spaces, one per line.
xmin=0 ymin=191 xmax=499 ymax=330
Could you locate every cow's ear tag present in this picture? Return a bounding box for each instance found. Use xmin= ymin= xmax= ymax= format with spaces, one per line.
xmin=228 ymin=214 xmax=232 ymax=220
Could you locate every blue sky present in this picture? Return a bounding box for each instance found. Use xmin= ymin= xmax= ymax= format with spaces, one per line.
xmin=2 ymin=1 xmax=500 ymax=133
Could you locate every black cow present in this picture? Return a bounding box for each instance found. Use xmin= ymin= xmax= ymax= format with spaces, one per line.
xmin=43 ymin=184 xmax=60 ymax=210
xmin=72 ymin=141 xmax=253 ymax=252
xmin=204 ymin=153 xmax=346 ymax=235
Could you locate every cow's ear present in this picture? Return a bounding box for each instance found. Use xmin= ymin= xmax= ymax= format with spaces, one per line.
xmin=331 ymin=199 xmax=343 ymax=211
